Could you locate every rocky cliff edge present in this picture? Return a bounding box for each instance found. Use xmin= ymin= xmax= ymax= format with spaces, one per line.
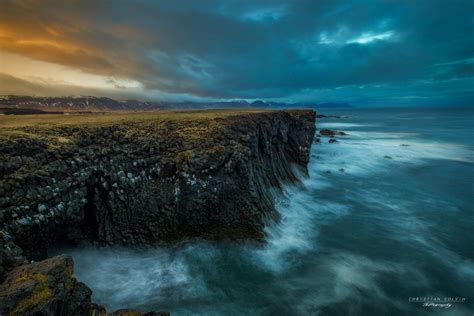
xmin=0 ymin=109 xmax=315 ymax=315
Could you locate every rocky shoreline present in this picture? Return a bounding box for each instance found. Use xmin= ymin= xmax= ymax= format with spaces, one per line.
xmin=0 ymin=110 xmax=315 ymax=315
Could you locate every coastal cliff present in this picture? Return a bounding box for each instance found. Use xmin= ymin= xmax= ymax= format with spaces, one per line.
xmin=0 ymin=109 xmax=315 ymax=315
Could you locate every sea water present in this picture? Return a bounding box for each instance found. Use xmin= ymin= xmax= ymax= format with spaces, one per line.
xmin=67 ymin=107 xmax=474 ymax=315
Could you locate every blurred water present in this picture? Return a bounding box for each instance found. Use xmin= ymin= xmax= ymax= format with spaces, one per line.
xmin=67 ymin=107 xmax=474 ymax=315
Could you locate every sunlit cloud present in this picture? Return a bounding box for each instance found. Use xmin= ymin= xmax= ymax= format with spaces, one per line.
xmin=1 ymin=52 xmax=141 ymax=90
xmin=347 ymin=31 xmax=395 ymax=44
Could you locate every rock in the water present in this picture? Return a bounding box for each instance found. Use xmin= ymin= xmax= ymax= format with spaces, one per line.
xmin=384 ymin=155 xmax=393 ymax=159
xmin=316 ymin=114 xmax=341 ymax=119
xmin=320 ymin=129 xmax=337 ymax=136
xmin=319 ymin=129 xmax=347 ymax=136
xmin=329 ymin=139 xmax=338 ymax=143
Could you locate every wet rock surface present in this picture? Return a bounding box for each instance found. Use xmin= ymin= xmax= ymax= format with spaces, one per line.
xmin=0 ymin=110 xmax=316 ymax=314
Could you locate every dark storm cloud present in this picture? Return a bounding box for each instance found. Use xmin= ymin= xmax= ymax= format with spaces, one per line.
xmin=1 ymin=0 xmax=473 ymax=105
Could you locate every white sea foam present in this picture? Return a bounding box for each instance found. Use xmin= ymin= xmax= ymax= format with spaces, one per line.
xmin=69 ymin=245 xmax=213 ymax=310
xmin=314 ymin=128 xmax=473 ymax=178
xmin=254 ymin=193 xmax=348 ymax=271
xmin=253 ymin=120 xmax=473 ymax=307
xmin=290 ymin=252 xmax=429 ymax=315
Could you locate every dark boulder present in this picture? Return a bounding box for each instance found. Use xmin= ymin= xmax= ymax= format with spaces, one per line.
xmin=316 ymin=114 xmax=342 ymax=119
xmin=320 ymin=129 xmax=337 ymax=136
xmin=320 ymin=129 xmax=347 ymax=136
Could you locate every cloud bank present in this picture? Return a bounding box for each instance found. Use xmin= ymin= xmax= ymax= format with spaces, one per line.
xmin=1 ymin=0 xmax=473 ymax=106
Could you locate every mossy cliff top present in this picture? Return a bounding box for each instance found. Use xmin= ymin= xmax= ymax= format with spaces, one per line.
xmin=0 ymin=109 xmax=268 ymax=136
xmin=0 ymin=109 xmax=315 ymax=183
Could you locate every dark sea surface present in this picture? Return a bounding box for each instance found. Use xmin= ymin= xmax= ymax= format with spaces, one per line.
xmin=67 ymin=107 xmax=474 ymax=315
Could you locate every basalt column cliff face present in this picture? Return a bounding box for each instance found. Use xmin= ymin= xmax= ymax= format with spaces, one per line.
xmin=0 ymin=110 xmax=315 ymax=315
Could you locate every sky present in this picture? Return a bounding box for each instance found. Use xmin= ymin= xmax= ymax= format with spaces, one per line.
xmin=0 ymin=0 xmax=473 ymax=107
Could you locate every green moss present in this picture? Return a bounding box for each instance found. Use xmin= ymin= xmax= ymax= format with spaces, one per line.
xmin=9 ymin=272 xmax=54 ymax=316
xmin=209 ymin=145 xmax=225 ymax=155
xmin=175 ymin=150 xmax=194 ymax=166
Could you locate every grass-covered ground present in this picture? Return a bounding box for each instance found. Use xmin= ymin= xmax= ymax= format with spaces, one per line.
xmin=0 ymin=110 xmax=270 ymax=144
xmin=0 ymin=110 xmax=268 ymax=130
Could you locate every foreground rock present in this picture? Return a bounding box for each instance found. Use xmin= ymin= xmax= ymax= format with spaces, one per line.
xmin=0 ymin=255 xmax=168 ymax=315
xmin=0 ymin=109 xmax=316 ymax=314
xmin=0 ymin=255 xmax=90 ymax=315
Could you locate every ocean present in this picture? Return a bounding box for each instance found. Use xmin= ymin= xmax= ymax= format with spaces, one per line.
xmin=67 ymin=107 xmax=474 ymax=315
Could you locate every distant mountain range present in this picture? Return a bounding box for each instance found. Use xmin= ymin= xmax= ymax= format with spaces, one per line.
xmin=0 ymin=95 xmax=352 ymax=113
